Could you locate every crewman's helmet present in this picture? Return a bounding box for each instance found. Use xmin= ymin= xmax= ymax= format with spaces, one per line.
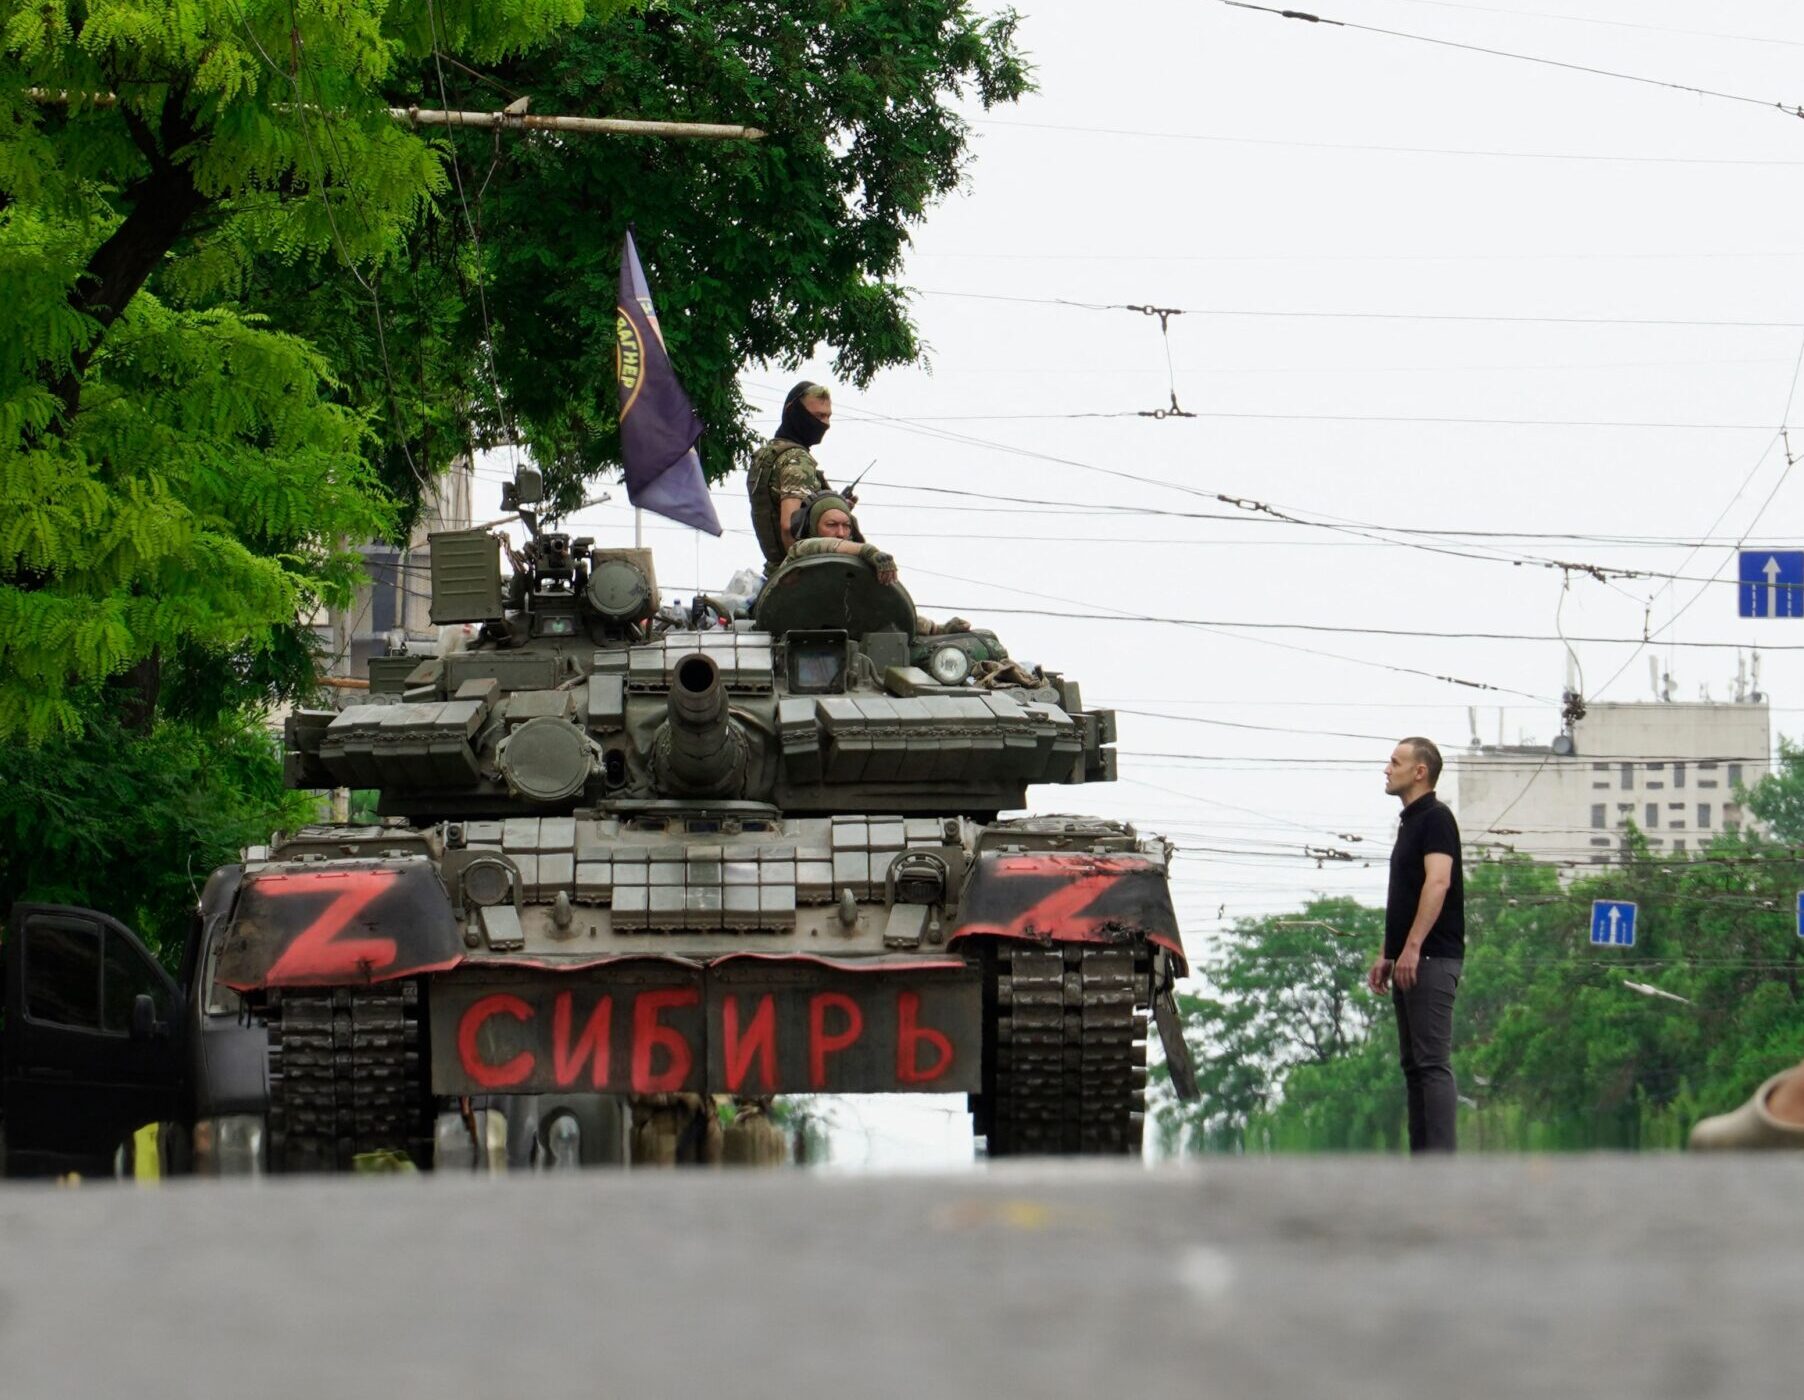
xmin=795 ymin=491 xmax=863 ymax=543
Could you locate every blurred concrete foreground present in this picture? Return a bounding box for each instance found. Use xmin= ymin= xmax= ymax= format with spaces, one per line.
xmin=2 ymin=1158 xmax=1801 ymax=1400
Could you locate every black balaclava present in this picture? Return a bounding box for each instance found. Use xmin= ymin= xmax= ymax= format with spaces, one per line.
xmin=778 ymin=381 xmax=830 ymax=449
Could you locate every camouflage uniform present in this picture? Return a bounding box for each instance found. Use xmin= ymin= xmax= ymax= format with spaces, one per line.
xmin=785 ymin=538 xmax=863 ymax=563
xmin=747 ymin=438 xmax=830 ymax=570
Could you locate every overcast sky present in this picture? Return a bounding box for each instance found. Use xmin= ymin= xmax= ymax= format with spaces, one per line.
xmin=474 ymin=0 xmax=1804 ymax=1160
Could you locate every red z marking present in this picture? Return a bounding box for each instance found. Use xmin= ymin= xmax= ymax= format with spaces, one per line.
xmin=458 ymin=993 xmax=536 ymax=1088
xmin=552 ymin=991 xmax=613 ymax=1089
xmin=261 ymin=870 xmax=401 ymax=983
xmin=631 ymin=988 xmax=699 ymax=1093
xmin=808 ymin=992 xmax=864 ymax=1090
xmin=721 ymin=994 xmax=779 ymax=1094
xmin=896 ymin=991 xmax=954 ymax=1085
xmin=1001 ymin=872 xmax=1121 ymax=939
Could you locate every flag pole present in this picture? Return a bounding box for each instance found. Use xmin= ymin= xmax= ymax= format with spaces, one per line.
xmin=635 ymin=508 xmax=643 ymax=548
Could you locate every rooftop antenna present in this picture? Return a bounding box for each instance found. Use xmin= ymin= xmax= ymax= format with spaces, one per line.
xmin=1735 ymin=652 xmax=1748 ymax=704
xmin=1649 ymin=654 xmax=1661 ymax=702
xmin=1752 ymin=650 xmax=1764 ymax=702
xmin=1467 ymin=706 xmax=1480 ymax=748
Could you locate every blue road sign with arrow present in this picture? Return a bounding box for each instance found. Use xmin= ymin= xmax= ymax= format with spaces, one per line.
xmin=1590 ymin=900 xmax=1637 ymax=948
xmin=1738 ymin=551 xmax=1804 ymax=618
xmin=1796 ymin=891 xmax=1804 ymax=941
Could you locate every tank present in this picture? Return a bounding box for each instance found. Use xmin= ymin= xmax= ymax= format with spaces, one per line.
xmin=218 ymin=487 xmax=1197 ymax=1169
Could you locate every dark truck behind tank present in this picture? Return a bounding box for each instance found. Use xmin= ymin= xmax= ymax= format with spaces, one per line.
xmin=1 ymin=885 xmax=629 ymax=1178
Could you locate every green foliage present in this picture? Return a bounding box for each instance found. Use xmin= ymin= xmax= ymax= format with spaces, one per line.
xmin=1155 ymin=896 xmax=1383 ymax=1154
xmin=1158 ymin=805 xmax=1804 ymax=1154
xmin=0 ymin=696 xmax=318 ymax=962
xmin=0 ymin=268 xmax=392 ymax=736
xmin=432 ymin=0 xmax=1031 ymax=507
xmin=1745 ymin=736 xmax=1804 ymax=843
xmin=2 ymin=5 xmax=640 ymax=733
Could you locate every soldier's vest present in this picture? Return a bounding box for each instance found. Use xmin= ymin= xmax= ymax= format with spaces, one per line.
xmin=747 ymin=437 xmax=827 ymax=567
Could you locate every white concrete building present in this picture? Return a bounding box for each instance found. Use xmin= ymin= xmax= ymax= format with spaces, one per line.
xmin=317 ymin=455 xmax=476 ymax=681
xmin=1454 ymin=698 xmax=1771 ymax=869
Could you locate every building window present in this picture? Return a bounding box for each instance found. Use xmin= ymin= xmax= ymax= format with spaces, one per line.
xmin=1668 ymin=802 xmax=1686 ymax=812
xmin=1698 ymin=803 xmax=1712 ymax=829
xmin=1674 ymin=763 xmax=1686 ymax=789
xmin=1620 ymin=763 xmax=1634 ymax=789
xmin=1699 ymin=778 xmax=1719 ymax=789
xmin=1673 ymin=839 xmax=1686 ymax=854
xmin=1645 ymin=803 xmax=1659 ymax=828
xmin=1592 ymin=762 xmax=1611 ymax=772
xmin=1647 ymin=762 xmax=1665 ymax=772
xmin=1591 ymin=804 xmax=1606 ymax=829
xmin=1590 ymin=837 xmax=1611 ymax=847
xmin=1647 ymin=781 xmax=1665 ymax=790
xmin=1593 ymin=781 xmax=1612 ymax=790
xmin=1700 ymin=762 xmax=1719 ymax=772
xmin=1729 ymin=764 xmax=1744 ymax=788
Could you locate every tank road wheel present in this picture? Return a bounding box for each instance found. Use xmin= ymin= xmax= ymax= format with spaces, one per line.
xmin=266 ymin=984 xmax=433 ymax=1172
xmin=975 ymin=941 xmax=1152 ymax=1157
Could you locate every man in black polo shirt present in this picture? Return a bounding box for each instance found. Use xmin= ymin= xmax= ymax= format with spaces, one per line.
xmin=1368 ymin=735 xmax=1465 ymax=1153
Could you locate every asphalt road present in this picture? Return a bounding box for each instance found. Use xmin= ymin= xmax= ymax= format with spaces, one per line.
xmin=2 ymin=1156 xmax=1802 ymax=1399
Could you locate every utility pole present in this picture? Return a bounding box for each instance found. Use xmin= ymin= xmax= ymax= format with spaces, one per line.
xmin=30 ymin=90 xmax=767 ymax=143
xmin=388 ymin=107 xmax=765 ymax=141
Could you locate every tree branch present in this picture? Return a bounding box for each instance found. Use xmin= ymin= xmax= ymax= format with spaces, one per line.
xmin=51 ymin=91 xmax=207 ymax=421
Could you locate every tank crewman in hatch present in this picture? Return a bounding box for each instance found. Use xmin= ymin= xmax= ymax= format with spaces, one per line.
xmin=747 ymin=381 xmax=846 ymax=571
xmin=785 ymin=494 xmax=970 ymax=636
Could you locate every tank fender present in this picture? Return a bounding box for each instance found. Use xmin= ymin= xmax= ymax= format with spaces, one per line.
xmin=948 ymin=851 xmax=1185 ymax=971
xmin=216 ymin=860 xmax=464 ymax=992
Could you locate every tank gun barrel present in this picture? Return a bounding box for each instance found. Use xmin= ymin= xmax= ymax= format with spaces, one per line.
xmin=657 ymin=653 xmax=746 ymax=797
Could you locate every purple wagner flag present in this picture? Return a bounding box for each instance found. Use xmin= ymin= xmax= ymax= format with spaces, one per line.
xmin=616 ymin=230 xmax=721 ymax=534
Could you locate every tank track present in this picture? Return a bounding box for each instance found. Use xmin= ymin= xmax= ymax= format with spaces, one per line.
xmin=265 ymin=983 xmax=433 ymax=1172
xmin=977 ymin=941 xmax=1151 ymax=1156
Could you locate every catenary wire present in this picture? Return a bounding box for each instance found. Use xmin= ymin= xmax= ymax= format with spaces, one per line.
xmin=1216 ymin=0 xmax=1804 ymax=119
xmin=972 ymin=117 xmax=1804 ymax=166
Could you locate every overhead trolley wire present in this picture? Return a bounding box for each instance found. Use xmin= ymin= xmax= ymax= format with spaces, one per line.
xmin=776 ymin=393 xmax=1709 ymax=584
xmin=1372 ymin=0 xmax=1804 ymax=54
xmin=902 ymin=561 xmax=1555 ymax=702
xmin=1595 ymin=336 xmax=1804 ymax=700
xmin=921 ymin=601 xmax=1804 ymax=652
xmin=884 ymin=407 xmax=1785 ymax=432
xmin=974 ymin=117 xmax=1804 ymax=167
xmin=1216 ymin=0 xmax=1804 ymax=120
xmin=916 ymin=288 xmax=1804 ymax=331
xmin=872 ymin=482 xmax=1804 ymax=550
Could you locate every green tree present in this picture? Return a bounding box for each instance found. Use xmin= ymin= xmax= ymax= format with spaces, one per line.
xmin=1156 ymin=897 xmax=1384 ymax=1154
xmin=1163 ymin=827 xmax=1804 ymax=1155
xmin=1744 ymin=736 xmax=1804 ymax=842
xmin=0 ymin=697 xmax=320 ymax=958
xmin=435 ymin=0 xmax=1031 ymax=505
xmin=1 ymin=1 xmax=619 ymax=735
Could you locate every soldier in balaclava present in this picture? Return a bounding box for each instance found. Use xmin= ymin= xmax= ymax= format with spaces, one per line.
xmin=747 ymin=382 xmax=840 ymax=571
